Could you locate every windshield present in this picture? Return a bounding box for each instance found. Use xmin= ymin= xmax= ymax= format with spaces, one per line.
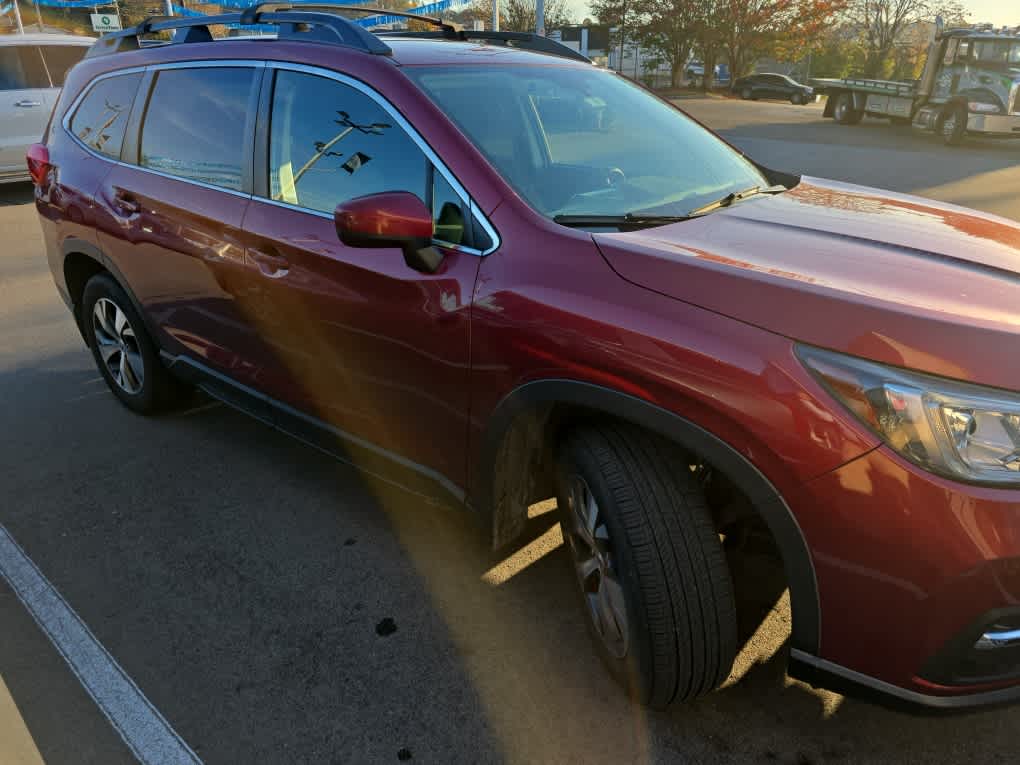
xmin=971 ymin=39 xmax=1020 ymax=67
xmin=406 ymin=65 xmax=770 ymax=220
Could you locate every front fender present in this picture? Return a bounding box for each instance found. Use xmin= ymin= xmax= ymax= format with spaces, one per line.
xmin=473 ymin=378 xmax=822 ymax=656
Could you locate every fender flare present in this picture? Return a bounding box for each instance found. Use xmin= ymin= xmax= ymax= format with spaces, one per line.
xmin=60 ymin=237 xmax=161 ymax=344
xmin=474 ymin=379 xmax=821 ymax=655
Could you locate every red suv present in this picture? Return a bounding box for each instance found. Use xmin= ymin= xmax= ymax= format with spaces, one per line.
xmin=32 ymin=5 xmax=1020 ymax=710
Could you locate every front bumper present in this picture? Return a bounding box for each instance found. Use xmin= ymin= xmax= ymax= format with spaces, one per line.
xmin=790 ymin=649 xmax=1020 ymax=711
xmin=788 ymin=444 xmax=1020 ymax=708
xmin=966 ymin=112 xmax=1020 ymax=135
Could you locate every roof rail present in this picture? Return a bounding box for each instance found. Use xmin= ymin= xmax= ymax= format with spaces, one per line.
xmin=241 ymin=3 xmax=464 ymax=34
xmin=85 ymin=7 xmax=392 ymax=58
xmin=84 ymin=3 xmax=591 ymax=64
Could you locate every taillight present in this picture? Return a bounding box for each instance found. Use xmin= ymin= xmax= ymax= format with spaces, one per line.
xmin=26 ymin=143 xmax=51 ymax=187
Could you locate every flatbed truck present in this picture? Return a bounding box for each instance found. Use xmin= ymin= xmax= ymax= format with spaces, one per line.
xmin=812 ymin=20 xmax=1020 ymax=145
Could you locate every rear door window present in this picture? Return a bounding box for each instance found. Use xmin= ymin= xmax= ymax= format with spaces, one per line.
xmin=69 ymin=72 xmax=142 ymax=159
xmin=0 ymin=46 xmax=50 ymax=90
xmin=139 ymin=67 xmax=257 ymax=192
xmin=40 ymin=44 xmax=88 ymax=87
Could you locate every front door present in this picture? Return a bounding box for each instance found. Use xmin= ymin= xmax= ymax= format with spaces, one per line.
xmin=0 ymin=44 xmax=52 ymax=175
xmin=239 ymin=66 xmax=486 ymax=494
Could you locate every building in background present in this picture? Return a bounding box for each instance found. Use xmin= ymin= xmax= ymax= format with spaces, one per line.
xmin=548 ymin=22 xmax=674 ymax=85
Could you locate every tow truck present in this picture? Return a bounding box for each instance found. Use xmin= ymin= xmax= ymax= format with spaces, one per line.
xmin=812 ymin=19 xmax=1020 ymax=145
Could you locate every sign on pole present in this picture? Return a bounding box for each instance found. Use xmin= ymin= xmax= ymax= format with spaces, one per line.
xmin=90 ymin=13 xmax=122 ymax=32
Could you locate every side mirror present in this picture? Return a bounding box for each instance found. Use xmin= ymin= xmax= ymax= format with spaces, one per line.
xmin=334 ymin=191 xmax=443 ymax=274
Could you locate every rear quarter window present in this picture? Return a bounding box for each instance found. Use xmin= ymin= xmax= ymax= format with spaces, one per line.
xmin=69 ymin=72 xmax=143 ymax=160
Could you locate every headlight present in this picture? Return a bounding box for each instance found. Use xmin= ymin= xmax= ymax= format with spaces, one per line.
xmin=798 ymin=345 xmax=1020 ymax=486
xmin=968 ymin=101 xmax=1003 ymax=114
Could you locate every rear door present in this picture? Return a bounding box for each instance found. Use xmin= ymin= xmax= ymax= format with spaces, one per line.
xmin=94 ymin=63 xmax=272 ymax=394
xmin=0 ymin=44 xmax=51 ymax=175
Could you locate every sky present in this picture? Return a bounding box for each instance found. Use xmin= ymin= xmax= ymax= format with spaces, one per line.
xmin=561 ymin=0 xmax=1017 ymax=27
xmin=963 ymin=0 xmax=1017 ymax=26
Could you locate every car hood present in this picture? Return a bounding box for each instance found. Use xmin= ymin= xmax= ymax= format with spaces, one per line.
xmin=593 ymin=177 xmax=1020 ymax=390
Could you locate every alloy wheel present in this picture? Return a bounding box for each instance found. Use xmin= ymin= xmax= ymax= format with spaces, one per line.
xmin=564 ymin=474 xmax=629 ymax=659
xmin=92 ymin=297 xmax=144 ymax=395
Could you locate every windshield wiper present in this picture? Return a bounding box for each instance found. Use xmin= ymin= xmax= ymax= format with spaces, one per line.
xmin=685 ymin=184 xmax=786 ymax=218
xmin=553 ymin=213 xmax=690 ymax=229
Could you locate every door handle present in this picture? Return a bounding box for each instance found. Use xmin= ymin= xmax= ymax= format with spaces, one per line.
xmin=14 ymin=100 xmax=42 ymax=108
xmin=113 ymin=191 xmax=140 ymax=215
xmin=249 ymin=249 xmax=290 ymax=278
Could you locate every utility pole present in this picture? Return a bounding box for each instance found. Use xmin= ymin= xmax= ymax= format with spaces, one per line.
xmin=33 ymin=0 xmax=41 ymax=31
xmin=617 ymin=1 xmax=627 ymax=73
xmin=491 ymin=0 xmax=498 ymax=31
xmin=12 ymin=0 xmax=25 ymax=34
xmin=164 ymin=0 xmax=174 ymax=16
xmin=535 ymin=0 xmax=544 ymax=36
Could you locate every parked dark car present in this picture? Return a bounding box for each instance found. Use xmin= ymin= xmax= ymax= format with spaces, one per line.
xmin=733 ymin=73 xmax=814 ymax=104
xmin=30 ymin=5 xmax=1020 ymax=711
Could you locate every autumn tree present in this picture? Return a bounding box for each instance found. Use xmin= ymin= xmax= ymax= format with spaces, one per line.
xmin=843 ymin=0 xmax=967 ymax=77
xmin=466 ymin=0 xmax=575 ymax=32
xmin=720 ymin=0 xmax=848 ymax=79
xmin=592 ymin=0 xmax=704 ymax=87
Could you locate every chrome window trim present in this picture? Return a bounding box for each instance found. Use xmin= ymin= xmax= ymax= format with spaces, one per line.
xmin=62 ymin=61 xmax=264 ymax=197
xmin=111 ymin=159 xmax=253 ymax=200
xmin=265 ymin=61 xmax=501 ymax=256
xmin=62 ymin=59 xmax=501 ymax=255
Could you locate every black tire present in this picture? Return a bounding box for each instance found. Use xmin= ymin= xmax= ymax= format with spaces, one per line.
xmin=937 ymin=103 xmax=967 ymax=146
xmin=741 ymin=87 xmax=753 ymax=100
xmin=832 ymin=92 xmax=863 ymax=125
xmin=82 ymin=273 xmax=190 ymax=414
xmin=556 ymin=424 xmax=737 ymax=707
xmin=790 ymin=92 xmax=804 ymax=105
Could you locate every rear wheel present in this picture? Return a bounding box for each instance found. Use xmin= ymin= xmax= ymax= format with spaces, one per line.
xmin=938 ymin=103 xmax=967 ymax=146
xmin=832 ymin=92 xmax=863 ymax=124
xmin=82 ymin=273 xmax=190 ymax=414
xmin=556 ymin=424 xmax=737 ymax=707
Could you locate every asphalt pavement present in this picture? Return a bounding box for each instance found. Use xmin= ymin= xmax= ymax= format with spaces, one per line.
xmin=2 ymin=98 xmax=1019 ymax=765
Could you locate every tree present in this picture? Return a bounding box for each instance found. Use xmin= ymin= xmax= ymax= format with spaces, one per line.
xmin=716 ymin=0 xmax=847 ymax=80
xmin=592 ymin=0 xmax=703 ymax=87
xmin=467 ymin=0 xmax=575 ymax=32
xmin=843 ymin=0 xmax=967 ymax=77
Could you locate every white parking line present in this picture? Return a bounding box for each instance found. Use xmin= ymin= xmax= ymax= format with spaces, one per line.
xmin=0 ymin=525 xmax=203 ymax=765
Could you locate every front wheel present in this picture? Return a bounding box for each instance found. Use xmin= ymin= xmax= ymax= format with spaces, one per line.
xmin=790 ymin=92 xmax=804 ymax=105
xmin=556 ymin=424 xmax=737 ymax=707
xmin=938 ymin=103 xmax=967 ymax=146
xmin=741 ymin=87 xmax=753 ymax=100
